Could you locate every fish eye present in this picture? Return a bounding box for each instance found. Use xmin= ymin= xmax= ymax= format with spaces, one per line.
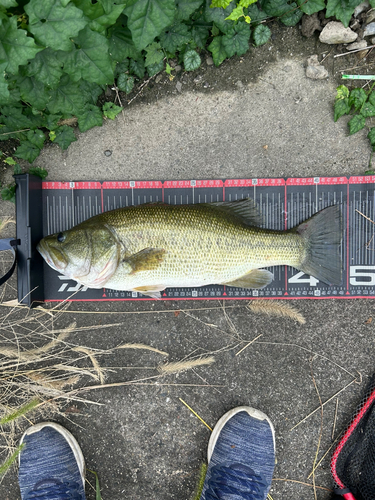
xmin=57 ymin=232 xmax=66 ymax=243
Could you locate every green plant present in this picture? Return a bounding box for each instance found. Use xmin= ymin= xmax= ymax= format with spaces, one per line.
xmin=334 ymin=84 xmax=375 ymax=172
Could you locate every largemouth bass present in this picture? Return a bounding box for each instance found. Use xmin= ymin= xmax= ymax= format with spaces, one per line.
xmin=37 ymin=200 xmax=342 ymax=298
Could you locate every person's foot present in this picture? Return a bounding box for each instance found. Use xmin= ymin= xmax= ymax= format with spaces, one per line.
xmin=200 ymin=406 xmax=276 ymax=500
xmin=18 ymin=422 xmax=86 ymax=500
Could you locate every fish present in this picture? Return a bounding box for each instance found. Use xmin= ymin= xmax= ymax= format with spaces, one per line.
xmin=37 ymin=200 xmax=343 ymax=298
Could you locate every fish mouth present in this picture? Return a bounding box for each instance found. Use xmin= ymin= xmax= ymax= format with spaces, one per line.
xmin=37 ymin=239 xmax=68 ymax=272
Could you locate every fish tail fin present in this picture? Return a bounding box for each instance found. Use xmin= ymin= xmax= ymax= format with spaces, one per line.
xmin=296 ymin=205 xmax=343 ymax=286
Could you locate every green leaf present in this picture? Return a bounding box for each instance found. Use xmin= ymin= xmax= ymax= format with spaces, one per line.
xmin=336 ymin=84 xmax=349 ymax=100
xmin=225 ymin=5 xmax=245 ymax=20
xmin=15 ymin=141 xmax=41 ymax=163
xmin=0 ymin=106 xmax=33 ymax=133
xmin=4 ymin=156 xmax=16 ymax=165
xmin=205 ymin=0 xmax=236 ymax=33
xmin=124 ymin=0 xmax=176 ymax=51
xmin=0 ymin=0 xmax=18 ymax=7
xmin=1 ymin=184 xmax=16 ymax=203
xmin=0 ymin=17 xmax=43 ymax=75
xmin=348 ymin=114 xmax=366 ymax=135
xmin=72 ymin=0 xmax=126 ymax=33
xmin=325 ymin=0 xmax=363 ymax=27
xmin=334 ymin=97 xmax=350 ymax=121
xmin=210 ymin=0 xmax=231 ymax=6
xmin=176 ymin=0 xmax=203 ymax=20
xmin=117 ymin=73 xmax=134 ymax=93
xmin=45 ymin=114 xmax=62 ymax=130
xmin=297 ymin=0 xmax=325 ymax=14
xmin=253 ymin=24 xmax=271 ymax=46
xmin=147 ymin=59 xmax=164 ymax=76
xmin=368 ymin=90 xmax=375 ymax=106
xmin=191 ymin=24 xmax=210 ymax=48
xmin=368 ymin=127 xmax=375 ymax=149
xmin=13 ymin=163 xmax=22 ymax=174
xmin=49 ymin=130 xmax=56 ymax=141
xmin=54 ymin=125 xmax=77 ymax=149
xmin=79 ymin=80 xmax=103 ymax=105
xmin=64 ymin=26 xmax=114 ymax=85
xmin=222 ymin=22 xmax=250 ymax=57
xmin=17 ymin=75 xmax=50 ymax=109
xmin=23 ymin=48 xmax=64 ymax=89
xmin=246 ymin=3 xmax=267 ymax=23
xmin=145 ymin=42 xmax=164 ymax=66
xmin=108 ymin=22 xmax=140 ymax=62
xmin=76 ymin=104 xmax=103 ymax=132
xmin=184 ymin=49 xmax=201 ymax=71
xmin=0 ymin=62 xmax=9 ymax=104
xmin=129 ymin=58 xmax=145 ymax=79
xmin=47 ymin=75 xmax=87 ymax=115
xmin=361 ymin=103 xmax=375 ymax=117
xmin=160 ymin=23 xmax=191 ymax=53
xmin=115 ymin=60 xmax=129 ymax=76
xmin=27 ymin=129 xmax=45 ymax=149
xmin=28 ymin=166 xmax=48 ymax=179
xmin=208 ymin=36 xmax=228 ymax=66
xmin=279 ymin=3 xmax=303 ymax=26
xmin=349 ymin=87 xmax=367 ymax=111
xmin=102 ymin=102 xmax=122 ymax=119
xmin=25 ymin=0 xmax=87 ymax=51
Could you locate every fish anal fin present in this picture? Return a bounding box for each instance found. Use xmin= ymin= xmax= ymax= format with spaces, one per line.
xmin=223 ymin=269 xmax=274 ymax=289
xmin=132 ymin=285 xmax=165 ymax=299
xmin=125 ymin=248 xmax=166 ymax=274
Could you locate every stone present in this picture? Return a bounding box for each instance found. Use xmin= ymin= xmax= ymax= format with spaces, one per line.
xmin=354 ymin=0 xmax=369 ymax=17
xmin=301 ymin=13 xmax=321 ymax=37
xmin=319 ymin=21 xmax=358 ymax=44
xmin=346 ymin=40 xmax=368 ymax=50
xmin=155 ymin=74 xmax=163 ymax=83
xmin=306 ymin=55 xmax=328 ymax=79
xmin=176 ymin=81 xmax=182 ymax=92
xmin=364 ymin=22 xmax=375 ymax=37
xmin=206 ymin=56 xmax=214 ymax=66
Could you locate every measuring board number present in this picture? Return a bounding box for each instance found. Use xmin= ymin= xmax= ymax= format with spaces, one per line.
xmin=349 ymin=266 xmax=375 ymax=286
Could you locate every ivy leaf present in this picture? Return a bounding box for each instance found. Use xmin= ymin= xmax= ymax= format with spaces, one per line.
xmin=13 ymin=163 xmax=22 ymax=174
xmin=76 ymin=104 xmax=103 ymax=132
xmin=45 ymin=114 xmax=61 ymax=130
xmin=28 ymin=166 xmax=48 ymax=179
xmin=297 ymin=0 xmax=325 ymax=14
xmin=0 ymin=62 xmax=9 ymax=104
xmin=1 ymin=185 xmax=16 ymax=203
xmin=225 ymin=5 xmax=245 ymax=20
xmin=334 ymin=97 xmax=351 ymax=121
xmin=129 ymin=58 xmax=145 ymax=78
xmin=368 ymin=127 xmax=375 ymax=150
xmin=115 ymin=60 xmax=129 ymax=76
xmin=368 ymin=90 xmax=375 ymax=106
xmin=222 ymin=22 xmax=250 ymax=57
xmin=102 ymin=102 xmax=122 ymax=119
xmin=160 ymin=23 xmax=191 ymax=53
xmin=0 ymin=106 xmax=33 ymax=133
xmin=145 ymin=42 xmax=164 ymax=66
xmin=279 ymin=3 xmax=303 ymax=26
xmin=27 ymin=129 xmax=45 ymax=149
xmin=210 ymin=0 xmax=231 ymax=6
xmin=246 ymin=3 xmax=267 ymax=22
xmin=191 ymin=24 xmax=210 ymax=48
xmin=17 ymin=75 xmax=50 ymax=109
xmin=124 ymin=0 xmax=176 ymax=51
xmin=146 ymin=59 xmax=164 ymax=76
xmin=260 ymin=0 xmax=290 ymax=17
xmin=176 ymin=0 xmax=203 ymax=20
xmin=205 ymin=0 xmax=236 ymax=33
xmin=64 ymin=26 xmax=114 ymax=85
xmin=0 ymin=0 xmax=18 ymax=7
xmin=208 ymin=36 xmax=228 ymax=66
xmin=349 ymin=88 xmax=367 ymax=111
xmin=0 ymin=17 xmax=43 ymax=75
xmin=79 ymin=80 xmax=104 ymax=105
xmin=336 ymin=84 xmax=349 ymax=100
xmin=108 ymin=20 xmax=140 ymax=62
xmin=23 ymin=48 xmax=64 ymax=89
xmin=184 ymin=49 xmax=201 ymax=71
xmin=361 ymin=103 xmax=375 ymax=117
xmin=54 ymin=125 xmax=77 ymax=150
xmin=326 ymin=0 xmax=363 ymax=27
xmin=253 ymin=24 xmax=271 ymax=46
xmin=47 ymin=75 xmax=87 ymax=115
xmin=72 ymin=0 xmax=126 ymax=33
xmin=117 ymin=73 xmax=134 ymax=93
xmin=348 ymin=114 xmax=365 ymax=135
xmin=15 ymin=141 xmax=41 ymax=163
xmin=25 ymin=0 xmax=87 ymax=51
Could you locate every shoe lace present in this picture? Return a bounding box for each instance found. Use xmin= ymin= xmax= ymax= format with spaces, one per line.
xmin=24 ymin=478 xmax=83 ymax=500
xmin=204 ymin=463 xmax=269 ymax=500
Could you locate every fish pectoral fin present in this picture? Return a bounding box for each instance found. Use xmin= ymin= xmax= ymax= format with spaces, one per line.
xmin=132 ymin=285 xmax=165 ymax=299
xmin=223 ymin=269 xmax=274 ymax=289
xmin=125 ymin=247 xmax=166 ymax=274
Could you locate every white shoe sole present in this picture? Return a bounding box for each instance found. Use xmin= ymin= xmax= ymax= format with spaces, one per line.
xmin=207 ymin=406 xmax=276 ymax=463
xmin=19 ymin=421 xmax=86 ymax=484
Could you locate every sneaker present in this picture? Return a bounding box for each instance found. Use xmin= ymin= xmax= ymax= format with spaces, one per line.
xmin=330 ymin=374 xmax=375 ymax=500
xmin=18 ymin=422 xmax=86 ymax=500
xmin=200 ymin=406 xmax=276 ymax=500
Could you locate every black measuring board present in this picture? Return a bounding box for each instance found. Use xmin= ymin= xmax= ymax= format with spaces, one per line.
xmin=15 ymin=176 xmax=375 ymax=305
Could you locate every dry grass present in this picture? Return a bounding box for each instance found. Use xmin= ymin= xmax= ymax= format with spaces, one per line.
xmin=248 ymin=300 xmax=306 ymax=324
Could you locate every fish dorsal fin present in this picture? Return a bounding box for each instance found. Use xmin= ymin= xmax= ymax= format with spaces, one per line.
xmin=223 ymin=269 xmax=274 ymax=289
xmin=125 ymin=247 xmax=166 ymax=274
xmin=206 ymin=198 xmax=263 ymax=227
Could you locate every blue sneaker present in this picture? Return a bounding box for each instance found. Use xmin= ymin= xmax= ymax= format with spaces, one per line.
xmin=200 ymin=406 xmax=276 ymax=500
xmin=18 ymin=422 xmax=86 ymax=500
